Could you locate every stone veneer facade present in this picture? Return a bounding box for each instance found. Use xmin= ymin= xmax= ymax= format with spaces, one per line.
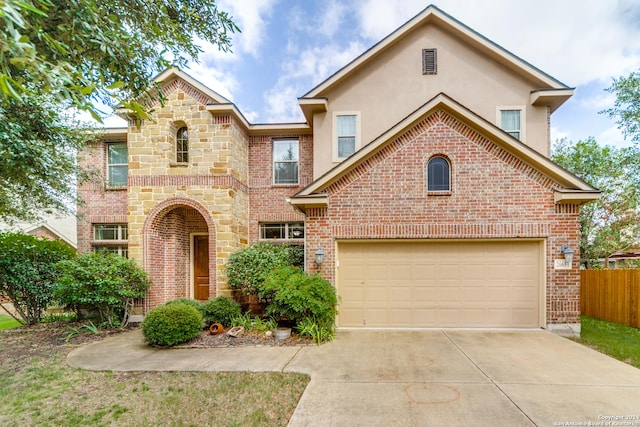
xmin=78 ymin=77 xmax=310 ymax=311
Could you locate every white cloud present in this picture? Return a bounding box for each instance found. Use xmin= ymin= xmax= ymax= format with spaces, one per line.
xmin=262 ymin=41 xmax=367 ymax=122
xmin=598 ymin=125 xmax=631 ymax=148
xmin=288 ymin=1 xmax=349 ymax=39
xmin=217 ymin=0 xmax=277 ymax=59
xmin=578 ymin=91 xmax=616 ymax=111
xmin=264 ymin=83 xmax=305 ymax=122
xmin=355 ymin=0 xmax=424 ymax=41
xmin=550 ymin=126 xmax=571 ymax=145
xmin=185 ymin=60 xmax=237 ymax=101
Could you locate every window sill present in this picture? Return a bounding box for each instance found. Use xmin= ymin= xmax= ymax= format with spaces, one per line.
xmin=258 ymin=238 xmax=304 ymax=243
xmin=170 ymin=162 xmax=189 ymax=168
xmin=91 ymin=240 xmax=129 ymax=245
xmin=272 ymin=183 xmax=300 ymax=187
xmin=105 ymin=185 xmax=127 ymax=191
xmin=427 ymin=191 xmax=452 ymax=197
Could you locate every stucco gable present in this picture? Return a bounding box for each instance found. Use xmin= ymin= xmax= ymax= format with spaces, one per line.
xmin=302 ymin=5 xmax=571 ymax=102
xmin=291 ymin=94 xmax=599 ymax=211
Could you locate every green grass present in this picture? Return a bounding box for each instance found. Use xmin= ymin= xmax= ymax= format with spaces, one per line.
xmin=0 ymin=356 xmax=309 ymax=426
xmin=578 ymin=315 xmax=640 ymax=368
xmin=0 ymin=314 xmax=21 ymax=330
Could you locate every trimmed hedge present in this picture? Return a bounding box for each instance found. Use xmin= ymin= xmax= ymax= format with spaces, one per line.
xmin=141 ymin=302 xmax=203 ymax=346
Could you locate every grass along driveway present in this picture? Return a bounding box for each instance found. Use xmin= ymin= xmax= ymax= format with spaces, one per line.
xmin=0 ymin=314 xmax=21 ymax=330
xmin=0 ymin=322 xmax=309 ymax=426
xmin=577 ymin=315 xmax=640 ymax=369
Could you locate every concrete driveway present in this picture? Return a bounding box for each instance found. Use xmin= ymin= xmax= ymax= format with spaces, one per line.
xmin=68 ymin=329 xmax=640 ymax=426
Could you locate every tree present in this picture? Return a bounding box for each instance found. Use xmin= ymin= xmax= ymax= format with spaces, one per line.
xmin=552 ymin=138 xmax=640 ymax=267
xmin=0 ymin=0 xmax=239 ymax=222
xmin=56 ymin=251 xmax=151 ymax=328
xmin=0 ymin=93 xmax=95 ymax=223
xmin=603 ymin=71 xmax=640 ymax=143
xmin=0 ymin=231 xmax=76 ymax=325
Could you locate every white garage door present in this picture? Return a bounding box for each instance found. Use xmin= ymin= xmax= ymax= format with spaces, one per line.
xmin=337 ymin=240 xmax=542 ymax=328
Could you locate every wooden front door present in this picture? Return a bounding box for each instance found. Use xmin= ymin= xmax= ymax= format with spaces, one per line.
xmin=193 ymin=235 xmax=210 ymax=300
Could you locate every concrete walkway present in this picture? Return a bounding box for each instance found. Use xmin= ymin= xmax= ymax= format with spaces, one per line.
xmin=68 ymin=329 xmax=640 ymax=426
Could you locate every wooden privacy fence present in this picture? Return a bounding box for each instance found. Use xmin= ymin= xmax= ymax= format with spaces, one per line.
xmin=581 ymin=269 xmax=640 ymax=328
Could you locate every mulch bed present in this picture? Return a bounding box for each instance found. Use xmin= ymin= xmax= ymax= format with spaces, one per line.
xmin=176 ymin=328 xmax=313 ymax=348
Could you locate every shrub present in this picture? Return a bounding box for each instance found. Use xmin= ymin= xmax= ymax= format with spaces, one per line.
xmin=261 ymin=266 xmax=337 ymax=338
xmin=0 ymin=231 xmax=76 ymax=325
xmin=226 ymin=243 xmax=303 ymax=295
xmin=231 ymin=312 xmax=277 ymax=332
xmin=297 ymin=316 xmax=335 ymax=345
xmin=202 ymin=296 xmax=241 ymax=327
xmin=141 ymin=302 xmax=203 ymax=346
xmin=56 ymin=251 xmax=150 ymax=328
xmin=165 ymin=298 xmax=204 ymax=314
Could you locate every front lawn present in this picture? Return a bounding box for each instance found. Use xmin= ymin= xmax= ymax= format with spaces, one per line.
xmin=0 ymin=314 xmax=21 ymax=330
xmin=0 ymin=323 xmax=309 ymax=426
xmin=578 ymin=315 xmax=640 ymax=369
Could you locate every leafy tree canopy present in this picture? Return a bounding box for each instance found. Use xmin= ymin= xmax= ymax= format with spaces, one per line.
xmin=552 ymin=138 xmax=640 ymax=267
xmin=1 ymin=0 xmax=239 ymax=118
xmin=603 ymin=70 xmax=640 ymax=144
xmin=0 ymin=0 xmax=239 ymax=222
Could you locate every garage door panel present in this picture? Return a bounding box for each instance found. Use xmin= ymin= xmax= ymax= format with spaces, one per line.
xmin=338 ymin=241 xmax=541 ymax=328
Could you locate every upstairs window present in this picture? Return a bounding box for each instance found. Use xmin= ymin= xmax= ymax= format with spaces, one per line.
xmin=499 ymin=109 xmax=523 ymax=140
xmin=176 ymin=127 xmax=189 ymax=163
xmin=273 ymin=139 xmax=299 ymax=185
xmin=335 ymin=113 xmax=359 ymax=160
xmin=427 ymin=156 xmax=450 ymax=192
xmin=422 ymin=48 xmax=437 ymax=75
xmin=107 ymin=143 xmax=127 ymax=187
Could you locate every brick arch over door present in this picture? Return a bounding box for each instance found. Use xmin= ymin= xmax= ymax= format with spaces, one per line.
xmin=142 ymin=197 xmax=216 ymax=309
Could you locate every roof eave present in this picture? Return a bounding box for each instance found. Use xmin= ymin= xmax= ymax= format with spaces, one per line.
xmin=554 ymin=190 xmax=602 ymax=205
xmin=531 ymin=88 xmax=575 ymax=113
xmin=298 ymin=97 xmax=328 ymax=127
xmin=205 ymin=104 xmax=311 ymax=135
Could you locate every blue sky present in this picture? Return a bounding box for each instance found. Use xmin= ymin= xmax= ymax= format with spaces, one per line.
xmin=104 ymin=0 xmax=640 ymax=148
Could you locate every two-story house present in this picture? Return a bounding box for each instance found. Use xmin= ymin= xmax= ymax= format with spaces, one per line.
xmin=77 ymin=6 xmax=599 ymax=333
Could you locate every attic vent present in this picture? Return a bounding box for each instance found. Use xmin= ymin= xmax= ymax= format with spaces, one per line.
xmin=422 ymin=48 xmax=437 ymax=75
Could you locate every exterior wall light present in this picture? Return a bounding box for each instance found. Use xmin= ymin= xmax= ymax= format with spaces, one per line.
xmin=561 ymin=245 xmax=574 ymax=266
xmin=315 ymin=246 xmax=325 ymax=265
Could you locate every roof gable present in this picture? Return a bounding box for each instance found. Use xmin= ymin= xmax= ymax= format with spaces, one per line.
xmin=154 ymin=68 xmax=231 ymax=105
xmin=302 ymin=5 xmax=570 ymax=100
xmin=291 ymin=94 xmax=599 ymax=210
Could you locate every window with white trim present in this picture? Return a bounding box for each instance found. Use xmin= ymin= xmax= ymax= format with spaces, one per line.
xmin=259 ymin=222 xmax=304 ymax=240
xmin=498 ymin=108 xmax=524 ymax=141
xmin=334 ymin=113 xmax=360 ymax=160
xmin=93 ymin=224 xmax=128 ymax=257
xmin=107 ymin=143 xmax=128 ymax=187
xmin=273 ymin=139 xmax=299 ymax=185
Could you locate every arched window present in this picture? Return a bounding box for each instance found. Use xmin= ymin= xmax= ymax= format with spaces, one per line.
xmin=176 ymin=127 xmax=188 ymax=163
xmin=427 ymin=156 xmax=450 ymax=192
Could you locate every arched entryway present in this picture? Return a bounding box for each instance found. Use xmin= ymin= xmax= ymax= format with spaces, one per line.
xmin=142 ymin=198 xmax=216 ymax=308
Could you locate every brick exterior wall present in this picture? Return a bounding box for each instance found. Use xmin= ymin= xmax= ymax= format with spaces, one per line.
xmin=305 ymin=110 xmax=581 ymax=325
xmin=77 ymin=140 xmax=128 ymax=254
xmin=77 ymin=77 xmax=581 ymax=326
xmin=248 ymin=134 xmax=311 ymax=244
